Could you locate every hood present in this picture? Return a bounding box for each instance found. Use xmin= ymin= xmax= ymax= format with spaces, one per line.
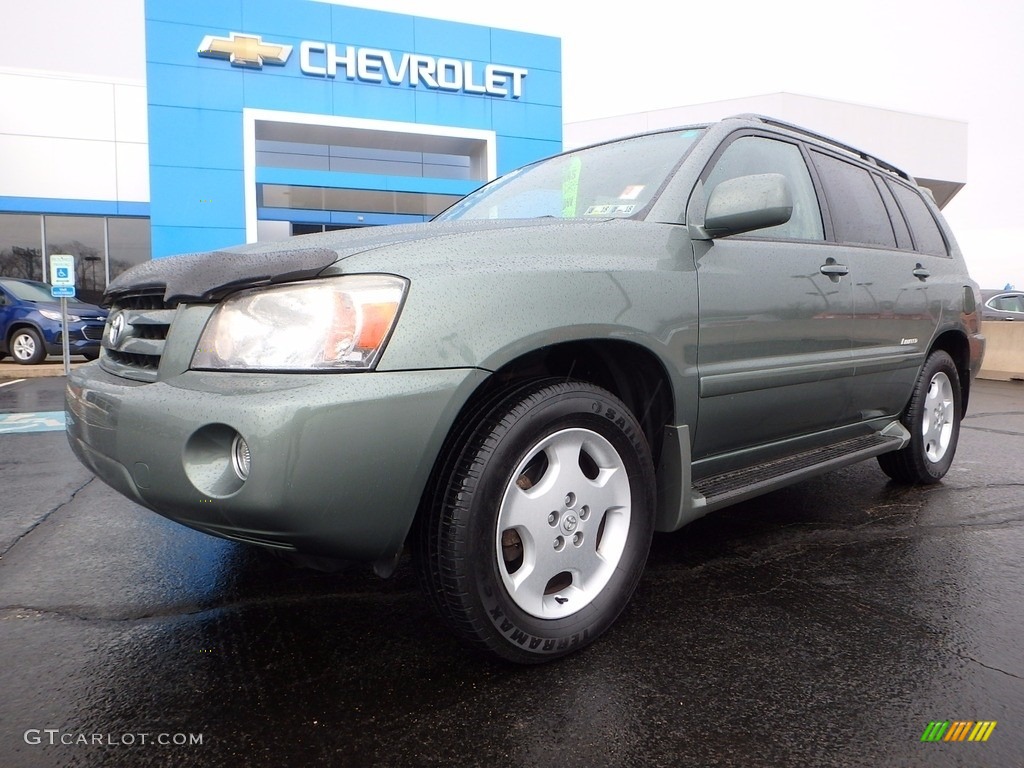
xmin=102 ymin=219 xmax=591 ymax=306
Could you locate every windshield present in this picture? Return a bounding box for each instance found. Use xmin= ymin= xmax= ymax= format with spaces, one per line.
xmin=436 ymin=128 xmax=704 ymax=222
xmin=0 ymin=279 xmax=86 ymax=304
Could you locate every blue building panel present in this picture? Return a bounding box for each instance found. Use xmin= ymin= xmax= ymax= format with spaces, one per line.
xmin=152 ymin=225 xmax=248 ymax=258
xmin=148 ymin=167 xmax=245 ymax=229
xmin=257 ymin=207 xmax=331 ymax=224
xmin=413 ymin=90 xmax=492 ymax=128
xmin=413 ymin=18 xmax=492 ymax=62
xmin=494 ymin=138 xmax=564 ymax=175
xmin=241 ymin=68 xmax=335 ymax=115
xmin=147 ymin=63 xmax=247 ymax=112
xmin=116 ymin=202 xmax=152 ymax=217
xmin=145 ymin=20 xmax=205 ymax=68
xmin=491 ymin=29 xmax=561 ymax=72
xmin=330 ymin=81 xmax=419 ymax=123
xmin=145 ymin=0 xmax=562 ymax=258
xmin=329 ymin=6 xmax=416 ymax=52
xmin=492 ymin=101 xmax=563 ymax=141
xmin=0 ymin=197 xmax=148 ymax=216
xmin=148 ymin=107 xmax=243 ymax=171
xmin=512 ymin=67 xmax=562 ymax=109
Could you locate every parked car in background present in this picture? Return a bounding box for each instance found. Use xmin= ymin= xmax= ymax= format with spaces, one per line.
xmin=980 ymin=289 xmax=1024 ymax=321
xmin=67 ymin=115 xmax=984 ymax=663
xmin=0 ymin=278 xmax=108 ymax=364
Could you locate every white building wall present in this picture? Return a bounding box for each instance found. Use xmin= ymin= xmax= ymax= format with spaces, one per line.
xmin=0 ymin=68 xmax=149 ymax=204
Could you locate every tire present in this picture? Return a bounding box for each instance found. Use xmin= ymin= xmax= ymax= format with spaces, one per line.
xmin=10 ymin=328 xmax=46 ymax=365
xmin=417 ymin=379 xmax=656 ymax=664
xmin=82 ymin=352 xmax=99 ymax=362
xmin=877 ymin=350 xmax=961 ymax=484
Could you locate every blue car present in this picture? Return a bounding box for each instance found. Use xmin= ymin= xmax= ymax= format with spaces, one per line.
xmin=0 ymin=278 xmax=107 ymax=365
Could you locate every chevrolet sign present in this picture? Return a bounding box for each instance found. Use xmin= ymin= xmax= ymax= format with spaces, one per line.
xmin=197 ymin=32 xmax=527 ymax=98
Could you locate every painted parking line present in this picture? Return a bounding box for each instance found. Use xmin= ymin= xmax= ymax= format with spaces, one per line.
xmin=0 ymin=411 xmax=67 ymax=434
xmin=0 ymin=379 xmax=26 ymax=387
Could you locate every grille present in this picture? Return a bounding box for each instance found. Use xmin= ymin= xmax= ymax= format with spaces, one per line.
xmin=81 ymin=324 xmax=104 ymax=340
xmin=99 ymin=292 xmax=178 ymax=382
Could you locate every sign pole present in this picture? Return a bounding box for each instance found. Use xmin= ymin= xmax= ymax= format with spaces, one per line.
xmin=61 ymin=297 xmax=71 ymax=377
xmin=49 ymin=254 xmax=76 ymax=378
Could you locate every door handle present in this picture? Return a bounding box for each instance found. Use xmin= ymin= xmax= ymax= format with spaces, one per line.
xmin=819 ymin=262 xmax=849 ymax=277
xmin=913 ymin=264 xmax=931 ymax=280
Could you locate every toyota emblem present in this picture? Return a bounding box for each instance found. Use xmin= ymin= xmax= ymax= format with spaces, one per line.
xmin=108 ymin=312 xmax=126 ymax=346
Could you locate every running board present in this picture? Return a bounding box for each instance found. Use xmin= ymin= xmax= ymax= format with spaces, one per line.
xmin=691 ymin=425 xmax=909 ymax=513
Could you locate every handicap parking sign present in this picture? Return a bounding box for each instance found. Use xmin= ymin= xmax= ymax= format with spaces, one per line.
xmin=50 ymin=254 xmax=75 ymax=287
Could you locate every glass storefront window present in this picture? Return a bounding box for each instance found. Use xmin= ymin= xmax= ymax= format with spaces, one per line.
xmin=44 ymin=215 xmax=107 ymax=304
xmin=260 ymin=184 xmax=462 ymax=216
xmin=0 ymin=213 xmax=44 ymax=281
xmin=107 ymin=218 xmax=152 ymax=281
xmin=0 ymin=213 xmax=151 ymax=296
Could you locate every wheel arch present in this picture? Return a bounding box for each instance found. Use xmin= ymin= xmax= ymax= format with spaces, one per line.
xmin=6 ymin=320 xmax=45 ymax=345
xmin=481 ymin=339 xmax=675 ymax=465
xmin=929 ymin=329 xmax=972 ymax=414
xmin=411 ymin=338 xmax=677 ymax=555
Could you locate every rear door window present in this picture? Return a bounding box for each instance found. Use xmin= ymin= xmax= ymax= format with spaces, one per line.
xmin=810 ymin=150 xmax=896 ymax=248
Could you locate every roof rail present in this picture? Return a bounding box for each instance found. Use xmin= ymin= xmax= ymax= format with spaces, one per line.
xmin=727 ymin=113 xmax=912 ymax=181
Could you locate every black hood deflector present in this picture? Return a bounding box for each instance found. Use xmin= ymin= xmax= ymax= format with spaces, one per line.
xmin=103 ymin=247 xmax=340 ymax=306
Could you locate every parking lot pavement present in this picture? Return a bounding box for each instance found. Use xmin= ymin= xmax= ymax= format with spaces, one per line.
xmin=1 ymin=377 xmax=1021 ymax=767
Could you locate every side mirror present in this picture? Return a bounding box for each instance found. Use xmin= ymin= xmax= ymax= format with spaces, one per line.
xmin=702 ymin=173 xmax=793 ymax=238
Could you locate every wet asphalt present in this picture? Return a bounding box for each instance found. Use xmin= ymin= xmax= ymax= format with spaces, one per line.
xmin=0 ymin=376 xmax=1021 ymax=768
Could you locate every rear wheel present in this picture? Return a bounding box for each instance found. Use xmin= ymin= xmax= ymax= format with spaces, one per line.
xmin=878 ymin=350 xmax=961 ymax=484
xmin=417 ymin=380 xmax=655 ymax=663
xmin=10 ymin=328 xmax=46 ymax=365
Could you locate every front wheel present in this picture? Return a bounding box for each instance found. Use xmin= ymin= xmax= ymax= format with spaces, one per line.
xmin=417 ymin=380 xmax=656 ymax=663
xmin=878 ymin=350 xmax=962 ymax=484
xmin=10 ymin=328 xmax=46 ymax=365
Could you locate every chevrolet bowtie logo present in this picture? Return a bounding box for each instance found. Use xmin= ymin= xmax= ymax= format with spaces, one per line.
xmin=197 ymin=32 xmax=292 ymax=69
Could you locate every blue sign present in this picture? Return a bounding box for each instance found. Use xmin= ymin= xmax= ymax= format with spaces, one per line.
xmin=56 ymin=266 xmax=70 ymax=279
xmin=51 ymin=285 xmax=76 ymax=298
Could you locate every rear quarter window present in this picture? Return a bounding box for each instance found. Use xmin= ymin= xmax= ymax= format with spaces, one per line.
xmin=887 ymin=181 xmax=949 ymax=257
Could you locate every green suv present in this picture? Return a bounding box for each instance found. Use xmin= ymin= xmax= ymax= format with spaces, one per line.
xmin=66 ymin=115 xmax=985 ymax=663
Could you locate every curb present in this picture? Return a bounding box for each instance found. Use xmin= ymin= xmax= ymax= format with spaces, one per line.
xmin=0 ymin=361 xmax=87 ymax=381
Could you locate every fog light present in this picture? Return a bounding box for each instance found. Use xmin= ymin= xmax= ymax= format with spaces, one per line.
xmin=231 ymin=434 xmax=251 ymax=480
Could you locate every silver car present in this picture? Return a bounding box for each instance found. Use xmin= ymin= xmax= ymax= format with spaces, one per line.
xmin=980 ymin=289 xmax=1024 ymax=321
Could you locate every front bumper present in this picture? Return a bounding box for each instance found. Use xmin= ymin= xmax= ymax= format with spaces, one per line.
xmin=66 ymin=364 xmax=488 ymax=562
xmin=45 ymin=322 xmax=104 ymax=356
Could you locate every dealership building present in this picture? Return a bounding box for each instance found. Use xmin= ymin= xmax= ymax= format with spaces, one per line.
xmin=0 ymin=0 xmax=561 ymax=302
xmin=1 ymin=1 xmax=965 ymax=305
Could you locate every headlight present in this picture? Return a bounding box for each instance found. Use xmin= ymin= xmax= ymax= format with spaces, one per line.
xmin=40 ymin=309 xmax=81 ymax=322
xmin=191 ymin=275 xmax=408 ymax=371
